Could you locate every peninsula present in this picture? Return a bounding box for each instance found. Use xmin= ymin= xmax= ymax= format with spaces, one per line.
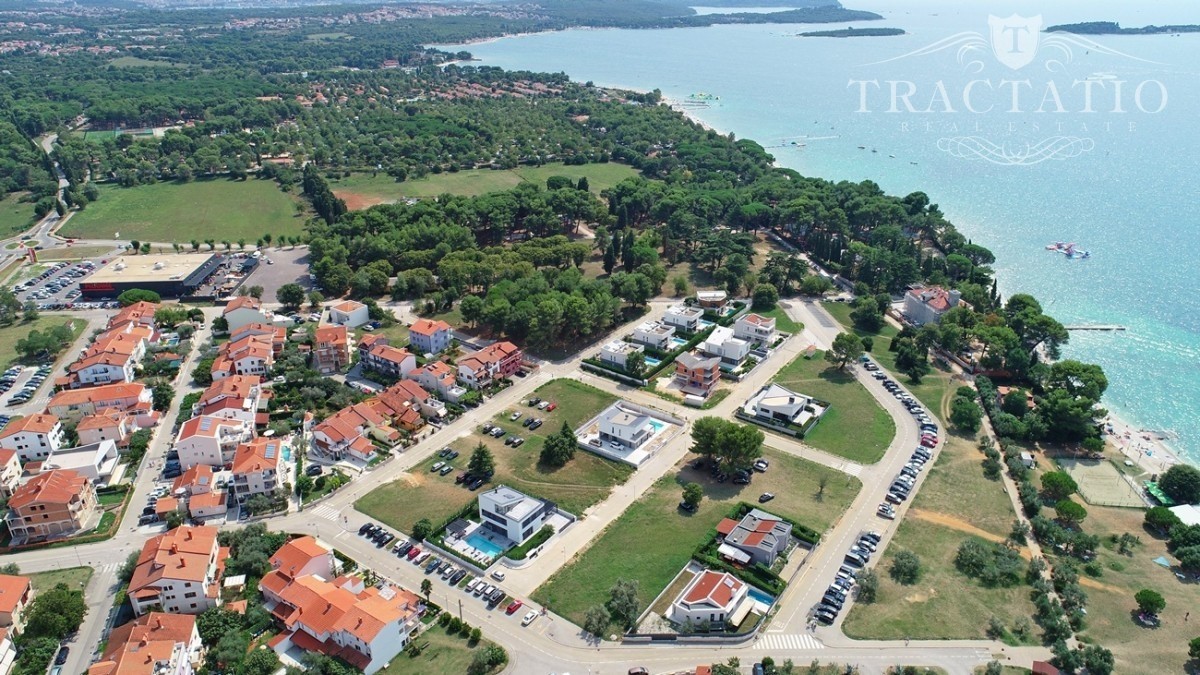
xmin=799 ymin=27 xmax=904 ymax=38
xmin=1046 ymin=21 xmax=1200 ymax=35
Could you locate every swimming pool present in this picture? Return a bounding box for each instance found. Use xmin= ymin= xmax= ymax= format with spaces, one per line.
xmin=283 ymin=446 xmax=291 ymax=461
xmin=648 ymin=419 xmax=667 ymax=433
xmin=465 ymin=531 xmax=505 ymax=558
xmin=644 ymin=356 xmax=662 ymax=367
xmin=747 ymin=587 xmax=775 ymax=607
xmin=668 ymin=336 xmax=688 ymax=349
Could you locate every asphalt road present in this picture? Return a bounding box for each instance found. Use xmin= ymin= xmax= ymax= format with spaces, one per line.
xmin=0 ymin=298 xmax=1049 ymax=675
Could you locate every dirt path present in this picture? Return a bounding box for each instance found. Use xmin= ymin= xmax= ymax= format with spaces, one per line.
xmin=908 ymin=508 xmax=1126 ymax=594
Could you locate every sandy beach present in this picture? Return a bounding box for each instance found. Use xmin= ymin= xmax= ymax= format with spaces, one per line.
xmin=1102 ymin=411 xmax=1187 ymax=478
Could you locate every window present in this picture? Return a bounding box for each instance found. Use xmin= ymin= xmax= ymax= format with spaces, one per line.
xmin=184 ymin=592 xmax=197 ymax=599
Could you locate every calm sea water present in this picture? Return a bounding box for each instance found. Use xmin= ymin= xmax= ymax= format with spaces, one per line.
xmin=442 ymin=0 xmax=1200 ymax=464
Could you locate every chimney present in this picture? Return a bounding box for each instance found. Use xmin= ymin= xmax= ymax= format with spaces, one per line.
xmin=185 ymin=529 xmax=193 ymax=541
xmin=169 ymin=543 xmax=178 ymax=554
xmin=155 ymin=617 xmax=163 ymax=630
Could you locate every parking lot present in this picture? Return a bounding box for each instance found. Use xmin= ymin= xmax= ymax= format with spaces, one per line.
xmin=10 ymin=259 xmax=114 ymax=310
xmin=240 ymin=245 xmax=313 ymax=301
xmin=2 ymin=363 xmax=54 ymax=408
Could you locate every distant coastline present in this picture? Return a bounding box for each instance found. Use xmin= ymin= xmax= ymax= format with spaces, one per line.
xmin=798 ymin=27 xmax=904 ymax=38
xmin=1046 ymin=21 xmax=1200 ymax=35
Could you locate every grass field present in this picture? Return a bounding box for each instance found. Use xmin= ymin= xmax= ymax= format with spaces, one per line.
xmin=357 ymin=380 xmax=631 ymax=528
xmin=0 ymin=317 xmax=87 ymax=367
xmin=757 ymin=305 xmax=803 ymax=335
xmin=532 ymin=448 xmax=861 ymax=629
xmin=0 ymin=193 xmax=35 ymax=238
xmin=771 ymin=349 xmax=894 ymax=464
xmin=35 ymin=245 xmax=118 ymax=261
xmin=378 ymin=623 xmax=502 ymax=675
xmin=842 ymin=424 xmax=1038 ymax=641
xmin=841 ymin=516 xmax=1038 ymax=642
xmin=29 ymin=566 xmax=94 ymax=591
xmin=1072 ymin=504 xmax=1200 ymax=674
xmin=109 ymin=56 xmax=181 ymax=68
xmin=329 ymin=162 xmax=639 ymax=208
xmin=821 ymin=302 xmax=956 ymax=415
xmin=60 ymin=178 xmax=307 ymax=243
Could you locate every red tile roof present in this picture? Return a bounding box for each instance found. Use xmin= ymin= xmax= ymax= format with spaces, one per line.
xmin=410 ymin=318 xmax=451 ymax=337
xmin=682 ymin=570 xmax=743 ymax=609
xmin=223 ymin=296 xmax=262 ymax=314
xmin=0 ymin=574 xmax=30 ymax=616
xmin=231 ymin=438 xmax=283 ymax=475
xmin=8 ymin=469 xmax=87 ymax=509
xmin=0 ymin=413 xmax=59 ymax=437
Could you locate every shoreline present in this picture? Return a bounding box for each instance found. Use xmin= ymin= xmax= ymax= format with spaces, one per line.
xmin=662 ymin=100 xmax=1197 ymax=474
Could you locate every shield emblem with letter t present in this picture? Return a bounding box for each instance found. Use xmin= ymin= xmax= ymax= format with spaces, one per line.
xmin=988 ymin=14 xmax=1043 ymax=70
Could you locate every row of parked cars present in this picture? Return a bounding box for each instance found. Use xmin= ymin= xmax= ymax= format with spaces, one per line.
xmin=14 ymin=260 xmax=94 ymax=301
xmin=482 ymin=422 xmax=526 ymax=448
xmin=812 ymin=531 xmax=882 ymax=625
xmin=5 ymin=364 xmax=51 ymax=406
xmin=524 ymin=397 xmax=557 ymax=412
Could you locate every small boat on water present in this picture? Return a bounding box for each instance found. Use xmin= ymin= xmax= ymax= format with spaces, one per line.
xmin=858 ymin=145 xmax=866 ymax=149
xmin=1046 ymin=241 xmax=1091 ymax=259
xmin=687 ymin=92 xmax=719 ymax=101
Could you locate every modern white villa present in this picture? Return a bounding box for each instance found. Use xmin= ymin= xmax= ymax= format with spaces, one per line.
xmin=740 ymin=383 xmax=827 ymax=434
xmin=631 ymin=320 xmax=676 ymax=350
xmin=575 ymin=401 xmax=684 ymax=467
xmin=598 ymin=339 xmax=644 ymax=370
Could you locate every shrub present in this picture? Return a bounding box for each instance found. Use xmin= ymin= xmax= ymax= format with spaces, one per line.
xmin=954 ymin=538 xmax=1023 ymax=587
xmin=889 ymin=550 xmax=921 ymax=585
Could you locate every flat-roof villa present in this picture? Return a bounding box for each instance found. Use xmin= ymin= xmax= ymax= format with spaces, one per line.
xmin=662 ymin=305 xmax=706 ymax=333
xmin=598 ymin=339 xmax=643 ymax=370
xmin=441 ymin=486 xmax=570 ymax=565
xmin=699 ymin=326 xmax=750 ymax=370
xmin=575 ymin=400 xmax=684 ymax=467
xmin=740 ymin=383 xmax=827 ymax=436
xmin=630 ymin=320 xmax=682 ymax=351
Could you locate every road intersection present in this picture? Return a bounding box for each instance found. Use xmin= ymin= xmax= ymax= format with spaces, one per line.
xmin=0 ymin=298 xmax=1047 ymax=674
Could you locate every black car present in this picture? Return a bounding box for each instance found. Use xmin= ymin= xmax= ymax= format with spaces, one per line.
xmin=528 ymin=419 xmax=543 ymax=431
xmin=395 ymin=541 xmax=413 ymax=556
xmin=469 ymin=478 xmax=486 ymax=491
xmin=305 ymin=464 xmax=323 ymax=477
xmin=438 ymin=448 xmax=452 ymax=458
xmin=678 ymin=500 xmax=697 ymax=513
xmin=359 ymin=522 xmax=375 ymax=535
xmin=55 ymin=647 xmax=69 ymax=666
xmin=528 ymin=397 xmax=541 ymax=407
xmin=822 ymin=593 xmax=844 ymax=609
xmin=522 ymin=417 xmax=534 ymax=427
xmin=450 ymin=569 xmax=467 ymax=584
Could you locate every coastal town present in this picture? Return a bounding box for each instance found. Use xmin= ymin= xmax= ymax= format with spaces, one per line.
xmin=0 ymin=3 xmax=1195 ymax=675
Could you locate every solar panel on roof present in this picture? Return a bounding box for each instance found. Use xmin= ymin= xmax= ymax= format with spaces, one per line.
xmin=264 ymin=444 xmax=276 ymax=459
xmin=199 ymin=418 xmax=212 ymax=431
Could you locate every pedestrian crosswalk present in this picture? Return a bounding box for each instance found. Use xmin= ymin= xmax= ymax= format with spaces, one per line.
xmin=752 ymin=633 xmax=824 ymax=650
xmin=309 ymin=504 xmax=340 ymax=521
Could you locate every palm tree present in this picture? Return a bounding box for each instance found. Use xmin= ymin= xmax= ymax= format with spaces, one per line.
xmin=420 ymin=579 xmax=432 ymax=602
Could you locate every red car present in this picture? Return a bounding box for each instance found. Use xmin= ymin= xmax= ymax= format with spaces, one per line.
xmin=406 ymin=546 xmax=421 ymax=560
xmin=920 ymin=437 xmax=937 ymax=448
xmin=545 ymin=403 xmax=557 ymax=412
xmin=505 ymin=600 xmax=523 ymax=615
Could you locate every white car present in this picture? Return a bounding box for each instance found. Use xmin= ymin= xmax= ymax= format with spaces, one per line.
xmin=522 ymin=610 xmax=538 ymax=627
xmin=491 ymin=570 xmax=506 ymax=582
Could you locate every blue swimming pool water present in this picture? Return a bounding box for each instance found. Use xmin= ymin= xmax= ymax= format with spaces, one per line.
xmin=648 ymin=419 xmax=666 ymax=433
xmin=644 ymin=356 xmax=662 ymax=367
xmin=283 ymin=446 xmax=291 ymax=461
xmin=669 ymin=336 xmax=688 ymax=349
xmin=466 ymin=532 xmax=505 ymax=558
xmin=747 ymin=587 xmax=774 ymax=607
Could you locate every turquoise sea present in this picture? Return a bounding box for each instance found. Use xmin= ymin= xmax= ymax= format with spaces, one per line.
xmin=442 ymin=0 xmax=1200 ymax=465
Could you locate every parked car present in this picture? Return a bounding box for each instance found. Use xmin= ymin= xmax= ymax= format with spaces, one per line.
xmin=439 ymin=465 xmax=454 ymax=476
xmin=527 ymin=398 xmax=541 ymax=407
xmin=305 ymin=464 xmax=322 ymax=477
xmin=431 ymin=461 xmax=445 ymax=472
xmin=758 ymin=492 xmax=775 ymax=503
xmin=491 ymin=571 xmax=506 ymax=582
xmin=522 ymin=610 xmax=538 ymax=626
xmin=510 ymin=411 xmax=522 ymax=421
xmin=506 ymin=600 xmax=523 ymax=615
xmin=528 ymin=419 xmax=543 ymax=431
xmin=753 ymin=459 xmax=769 ymax=472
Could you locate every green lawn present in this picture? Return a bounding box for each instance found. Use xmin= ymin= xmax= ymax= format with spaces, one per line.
xmin=36 ymin=245 xmax=118 ymax=261
xmin=329 ymin=162 xmax=639 ymax=207
xmin=29 ymin=566 xmax=94 ymax=591
xmin=0 ymin=317 xmax=87 ymax=367
xmin=0 ymin=193 xmax=35 ymax=238
xmin=532 ymin=448 xmax=861 ymax=629
xmin=357 ymin=380 xmax=631 ymax=528
xmin=60 ymin=178 xmax=307 ymax=243
xmin=98 ymin=492 xmax=127 ymax=507
xmin=821 ymin=301 xmax=955 ymax=415
xmin=377 ymin=623 xmax=503 ymax=675
xmin=771 ymin=350 xmax=894 ymax=464
xmin=109 ymin=56 xmax=181 ymax=68
xmin=757 ymin=305 xmax=803 ymax=334
xmin=841 ymin=517 xmax=1038 ymax=642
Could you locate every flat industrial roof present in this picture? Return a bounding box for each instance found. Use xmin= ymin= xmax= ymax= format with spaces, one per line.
xmin=88 ymin=254 xmax=216 ymax=284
